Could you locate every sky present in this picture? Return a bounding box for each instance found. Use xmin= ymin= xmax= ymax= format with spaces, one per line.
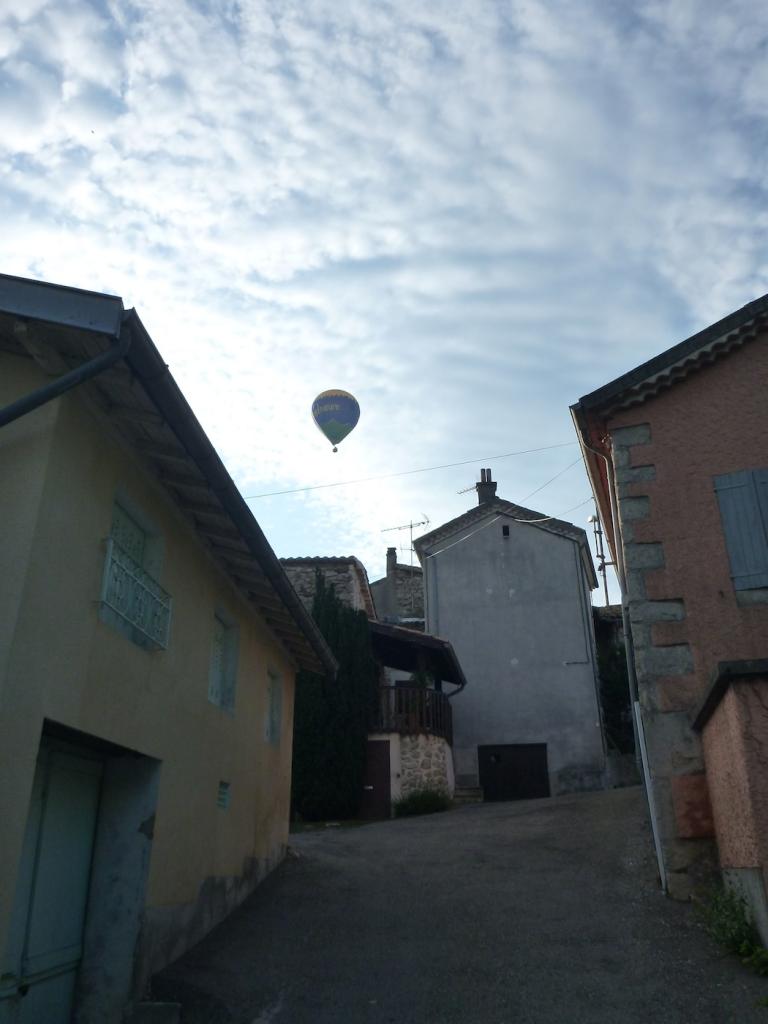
xmin=2 ymin=0 xmax=767 ymax=596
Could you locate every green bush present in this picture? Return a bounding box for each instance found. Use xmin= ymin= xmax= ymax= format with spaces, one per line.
xmin=700 ymin=884 xmax=768 ymax=977
xmin=393 ymin=787 xmax=451 ymax=817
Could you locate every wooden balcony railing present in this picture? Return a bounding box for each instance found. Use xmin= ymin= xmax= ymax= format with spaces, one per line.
xmin=372 ymin=685 xmax=453 ymax=745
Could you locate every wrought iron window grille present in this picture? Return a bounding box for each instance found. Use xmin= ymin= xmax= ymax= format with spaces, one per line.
xmin=100 ymin=537 xmax=172 ymax=650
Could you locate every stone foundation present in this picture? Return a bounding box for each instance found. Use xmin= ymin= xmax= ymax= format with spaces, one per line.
xmin=399 ymin=734 xmax=453 ymax=797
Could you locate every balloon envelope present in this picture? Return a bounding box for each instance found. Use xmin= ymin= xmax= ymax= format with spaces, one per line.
xmin=312 ymin=390 xmax=360 ymax=449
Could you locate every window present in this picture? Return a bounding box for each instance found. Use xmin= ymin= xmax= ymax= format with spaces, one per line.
xmin=100 ymin=501 xmax=171 ymax=649
xmin=714 ymin=469 xmax=768 ymax=591
xmin=208 ymin=612 xmax=239 ymax=711
xmin=217 ymin=781 xmax=231 ymax=809
xmin=266 ymin=669 xmax=283 ymax=745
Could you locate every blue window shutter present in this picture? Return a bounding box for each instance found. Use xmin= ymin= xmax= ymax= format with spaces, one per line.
xmin=208 ymin=616 xmax=225 ymax=705
xmin=755 ymin=468 xmax=768 ymax=530
xmin=225 ymin=628 xmax=239 ymax=712
xmin=714 ymin=470 xmax=768 ymax=589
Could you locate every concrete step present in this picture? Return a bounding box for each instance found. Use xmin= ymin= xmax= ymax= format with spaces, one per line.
xmin=453 ymin=787 xmax=484 ymax=804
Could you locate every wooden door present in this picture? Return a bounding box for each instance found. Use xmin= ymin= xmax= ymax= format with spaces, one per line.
xmin=359 ymin=740 xmax=391 ymax=819
xmin=1 ymin=743 xmax=103 ymax=1023
xmin=477 ymin=744 xmax=550 ymax=802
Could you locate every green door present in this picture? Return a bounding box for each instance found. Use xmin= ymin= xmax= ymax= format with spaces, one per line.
xmin=1 ymin=742 xmax=103 ymax=1023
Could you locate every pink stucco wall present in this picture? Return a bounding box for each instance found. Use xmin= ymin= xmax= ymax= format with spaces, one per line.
xmin=702 ymin=683 xmax=765 ymax=868
xmin=609 ymin=333 xmax=768 ymax=713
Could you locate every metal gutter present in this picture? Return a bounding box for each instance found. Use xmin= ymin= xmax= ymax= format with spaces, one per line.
xmin=122 ymin=310 xmax=337 ymax=679
xmin=571 ymin=409 xmax=666 ymax=892
xmin=0 ymin=274 xmax=129 ymax=430
xmin=0 ymin=324 xmax=131 ymax=429
xmin=0 ymin=273 xmax=335 ymax=678
xmin=0 ymin=274 xmax=124 ymax=336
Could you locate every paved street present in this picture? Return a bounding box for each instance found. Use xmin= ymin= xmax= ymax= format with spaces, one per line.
xmin=155 ymin=787 xmax=767 ymax=1023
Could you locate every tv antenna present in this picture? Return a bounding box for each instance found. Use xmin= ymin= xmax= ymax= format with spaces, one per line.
xmin=588 ymin=508 xmax=614 ymax=607
xmin=381 ymin=515 xmax=430 ymax=573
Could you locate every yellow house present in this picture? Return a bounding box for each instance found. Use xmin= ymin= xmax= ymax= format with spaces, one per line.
xmin=0 ymin=275 xmax=335 ymax=1023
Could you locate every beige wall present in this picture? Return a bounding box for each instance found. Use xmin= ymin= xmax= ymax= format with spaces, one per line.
xmin=0 ymin=354 xmax=297 ymax=992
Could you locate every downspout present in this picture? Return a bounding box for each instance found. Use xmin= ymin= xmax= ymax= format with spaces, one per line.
xmin=583 ymin=433 xmax=667 ymax=892
xmin=0 ymin=321 xmax=132 ymax=429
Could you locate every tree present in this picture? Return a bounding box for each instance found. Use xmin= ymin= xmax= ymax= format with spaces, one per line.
xmin=595 ymin=615 xmax=634 ymax=754
xmin=291 ymin=572 xmax=379 ymax=820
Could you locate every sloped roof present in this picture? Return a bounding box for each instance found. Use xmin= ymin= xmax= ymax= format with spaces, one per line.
xmin=573 ymin=291 xmax=768 ymax=417
xmin=370 ymin=561 xmax=422 ymax=589
xmin=368 ymin=620 xmax=467 ymax=692
xmin=413 ymin=497 xmax=597 ymax=589
xmin=0 ymin=273 xmax=336 ymax=677
xmin=570 ymin=292 xmax=768 ymax=563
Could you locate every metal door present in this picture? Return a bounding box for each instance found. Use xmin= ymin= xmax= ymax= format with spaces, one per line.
xmin=359 ymin=740 xmax=391 ymax=819
xmin=0 ymin=743 xmax=103 ymax=1023
xmin=477 ymin=744 xmax=550 ymax=801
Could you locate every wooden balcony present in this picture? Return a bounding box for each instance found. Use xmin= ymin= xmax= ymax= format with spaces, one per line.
xmin=372 ymin=685 xmax=453 ymax=745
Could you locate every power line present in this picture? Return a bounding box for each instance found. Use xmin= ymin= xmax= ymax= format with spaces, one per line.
xmin=506 ymin=496 xmax=594 ymax=524
xmin=425 ymin=496 xmax=594 ymax=559
xmin=244 ymin=441 xmax=578 ymax=500
xmin=518 ymin=455 xmax=584 ymax=504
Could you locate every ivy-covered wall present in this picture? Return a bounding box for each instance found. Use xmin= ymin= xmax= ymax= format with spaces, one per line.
xmin=291 ymin=572 xmax=380 ymax=820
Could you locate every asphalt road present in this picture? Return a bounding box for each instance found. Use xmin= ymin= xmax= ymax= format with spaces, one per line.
xmin=154 ymin=787 xmax=767 ymax=1023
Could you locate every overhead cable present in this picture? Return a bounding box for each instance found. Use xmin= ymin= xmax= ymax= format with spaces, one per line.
xmin=244 ymin=441 xmax=578 ymax=499
xmin=425 ymin=496 xmax=594 ymax=559
xmin=518 ymin=456 xmax=584 ymax=503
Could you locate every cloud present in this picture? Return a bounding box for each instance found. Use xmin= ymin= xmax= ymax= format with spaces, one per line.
xmin=1 ymin=0 xmax=767 ymax=581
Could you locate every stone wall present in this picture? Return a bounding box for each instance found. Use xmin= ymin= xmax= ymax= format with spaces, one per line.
xmin=281 ymin=560 xmax=373 ymax=615
xmin=393 ymin=565 xmax=424 ymax=619
xmin=370 ymin=555 xmax=424 ymax=625
xmin=399 ymin=734 xmax=453 ymax=797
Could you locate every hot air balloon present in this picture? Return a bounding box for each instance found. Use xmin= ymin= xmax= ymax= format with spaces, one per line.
xmin=311 ymin=389 xmax=360 ymax=452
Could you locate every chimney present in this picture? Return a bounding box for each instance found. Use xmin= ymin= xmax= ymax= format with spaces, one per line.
xmin=386 ymin=546 xmax=398 ymax=576
xmin=476 ymin=467 xmax=498 ymax=505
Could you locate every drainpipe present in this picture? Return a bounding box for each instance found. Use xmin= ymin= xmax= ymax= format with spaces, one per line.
xmin=584 ymin=435 xmax=667 ymax=892
xmin=0 ymin=321 xmax=132 ymax=429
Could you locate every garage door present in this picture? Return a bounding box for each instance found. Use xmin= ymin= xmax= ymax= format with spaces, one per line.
xmin=478 ymin=744 xmax=550 ymax=801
